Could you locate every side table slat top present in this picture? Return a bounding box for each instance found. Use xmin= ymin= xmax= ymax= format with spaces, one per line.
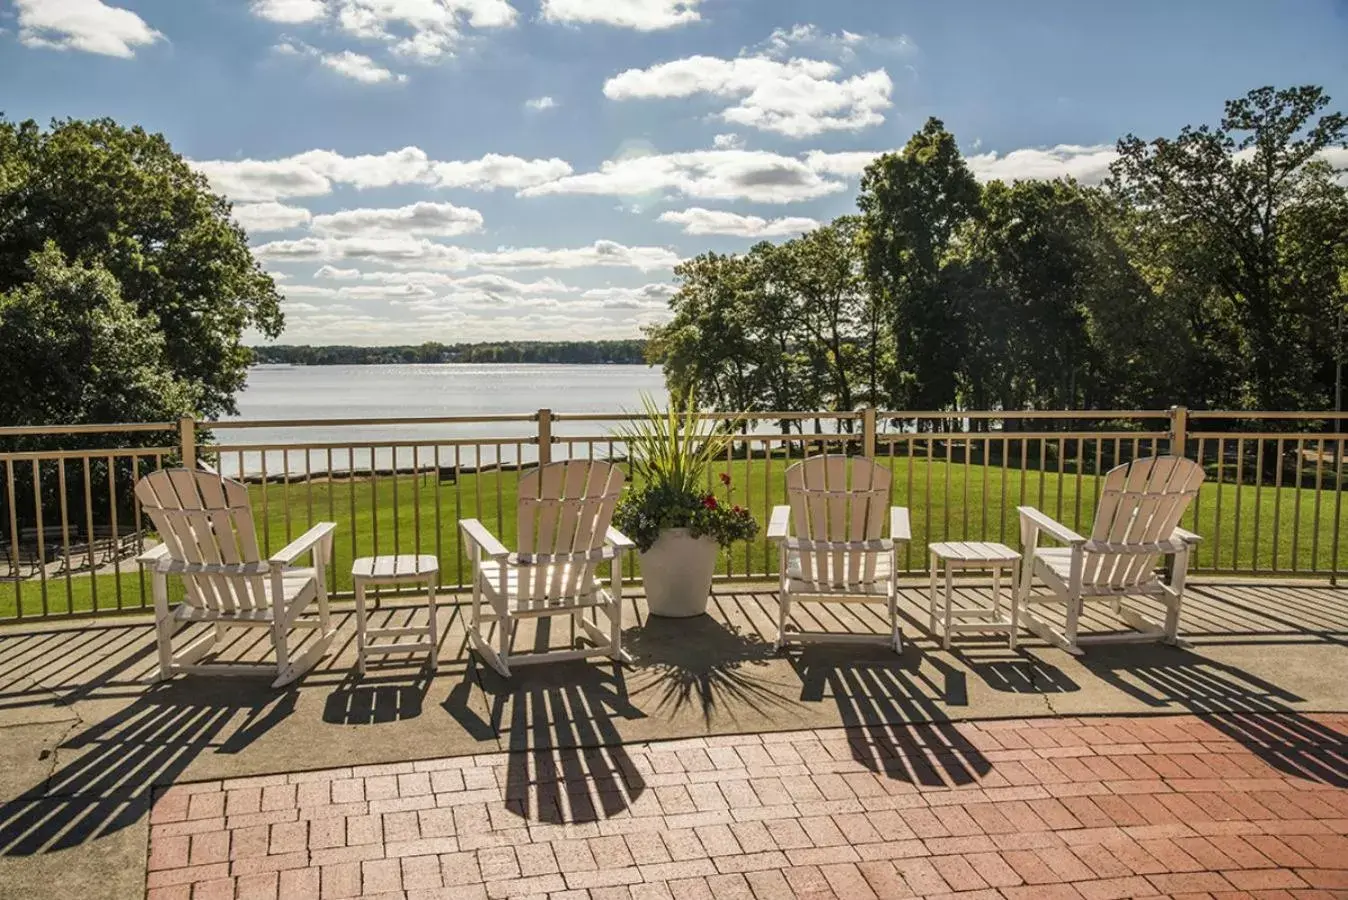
xmin=352 ymin=554 xmax=439 ymax=581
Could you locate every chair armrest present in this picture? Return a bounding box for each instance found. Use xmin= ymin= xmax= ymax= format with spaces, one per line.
xmin=137 ymin=543 xmax=170 ymax=567
xmin=605 ymin=527 xmax=635 ymax=551
xmin=1018 ymin=506 xmax=1086 ymax=546
xmin=767 ymin=506 xmax=791 ymax=542
xmin=890 ymin=507 xmax=911 ymax=543
xmin=270 ymin=522 xmax=337 ymax=566
xmin=460 ymin=518 xmax=510 ymax=559
xmin=1172 ymin=527 xmax=1201 ymax=545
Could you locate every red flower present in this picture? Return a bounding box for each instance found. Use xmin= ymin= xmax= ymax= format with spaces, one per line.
xmin=732 ymin=505 xmax=743 ymax=514
xmin=702 ymin=494 xmax=719 ymax=510
xmin=719 ymin=472 xmax=732 ymax=487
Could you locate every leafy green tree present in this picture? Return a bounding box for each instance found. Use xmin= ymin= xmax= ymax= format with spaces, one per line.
xmin=858 ymin=118 xmax=983 ymax=413
xmin=1109 ymin=85 xmax=1348 ymax=409
xmin=0 ymin=117 xmax=283 ymax=420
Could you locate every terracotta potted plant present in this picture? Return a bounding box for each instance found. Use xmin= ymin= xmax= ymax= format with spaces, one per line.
xmin=613 ymin=397 xmax=759 ymax=618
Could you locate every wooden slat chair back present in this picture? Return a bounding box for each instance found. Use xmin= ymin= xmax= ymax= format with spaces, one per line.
xmin=135 ymin=468 xmax=337 ymax=687
xmin=769 ymin=455 xmax=911 ymax=653
xmin=1017 ymin=456 xmax=1204 ymax=654
xmin=460 ymin=460 xmax=634 ymax=678
xmin=514 ymin=460 xmax=625 ymax=606
xmin=786 ymin=455 xmax=892 ymax=590
xmin=136 ymin=470 xmax=269 ymax=615
xmin=1082 ymin=456 xmax=1205 ymax=590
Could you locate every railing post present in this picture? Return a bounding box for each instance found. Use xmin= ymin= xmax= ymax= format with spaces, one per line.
xmin=537 ymin=409 xmax=553 ymax=466
xmin=178 ymin=415 xmax=197 ymax=471
xmin=1169 ymin=405 xmax=1188 ymax=459
xmin=862 ymin=407 xmax=877 ymax=458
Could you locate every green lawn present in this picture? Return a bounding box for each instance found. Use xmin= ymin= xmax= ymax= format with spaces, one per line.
xmin=3 ymin=452 xmax=1344 ymax=620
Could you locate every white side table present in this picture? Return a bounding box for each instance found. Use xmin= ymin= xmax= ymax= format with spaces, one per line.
xmin=352 ymin=555 xmax=440 ymax=674
xmin=928 ymin=542 xmax=1021 ymax=649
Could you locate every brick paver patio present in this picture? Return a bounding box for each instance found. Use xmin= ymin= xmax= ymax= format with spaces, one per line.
xmin=145 ymin=712 xmax=1348 ymax=899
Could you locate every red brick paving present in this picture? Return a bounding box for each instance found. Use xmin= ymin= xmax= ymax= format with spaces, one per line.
xmin=147 ymin=713 xmax=1348 ymax=899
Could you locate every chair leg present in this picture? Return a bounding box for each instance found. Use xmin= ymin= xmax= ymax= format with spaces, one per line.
xmin=928 ymin=552 xmax=939 ymax=634
xmin=1063 ymin=593 xmax=1083 ymax=655
xmin=887 ymin=570 xmax=901 ymax=654
xmin=426 ymin=577 xmax=439 ymax=671
xmin=775 ymin=591 xmax=790 ymax=652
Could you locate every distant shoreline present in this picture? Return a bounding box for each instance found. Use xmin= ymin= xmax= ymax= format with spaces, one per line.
xmin=250 ymin=339 xmax=649 ymax=367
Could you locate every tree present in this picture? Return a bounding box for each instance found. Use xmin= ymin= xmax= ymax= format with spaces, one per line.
xmin=1109 ymin=85 xmax=1348 ymax=409
xmin=0 ymin=117 xmax=283 ymax=421
xmin=858 ymin=118 xmax=983 ymax=413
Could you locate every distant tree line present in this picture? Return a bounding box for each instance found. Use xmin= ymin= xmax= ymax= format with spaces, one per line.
xmin=251 ymin=340 xmax=648 ymax=366
xmin=648 ymin=86 xmax=1348 ymax=425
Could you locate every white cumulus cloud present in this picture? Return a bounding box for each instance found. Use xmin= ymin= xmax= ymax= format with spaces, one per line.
xmin=520 ymin=149 xmax=845 ymax=204
xmin=540 ymin=0 xmax=703 ymax=31
xmin=433 ymin=154 xmax=573 ymax=190
xmin=966 ymin=144 xmax=1119 ymax=185
xmin=604 ymin=53 xmax=893 ymax=138
xmin=232 ymin=202 xmax=315 ymax=233
xmin=526 ymin=96 xmax=558 ymax=111
xmin=253 ymin=0 xmax=519 ymax=62
xmin=310 ymin=201 xmax=484 ymax=237
xmin=253 ymin=237 xmax=679 ymax=272
xmin=193 ymin=149 xmax=570 ymax=202
xmin=320 ymin=48 xmax=406 ymax=83
xmin=658 ymin=207 xmax=819 ymax=238
xmin=250 ymin=0 xmax=326 ymax=23
xmin=15 ymin=0 xmax=164 ymax=58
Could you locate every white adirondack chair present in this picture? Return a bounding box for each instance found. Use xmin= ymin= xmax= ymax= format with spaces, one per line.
xmin=135 ymin=469 xmax=337 ymax=687
xmin=460 ymin=460 xmax=632 ymax=678
xmin=1016 ymin=456 xmax=1204 ymax=655
xmin=768 ymin=455 xmax=911 ymax=652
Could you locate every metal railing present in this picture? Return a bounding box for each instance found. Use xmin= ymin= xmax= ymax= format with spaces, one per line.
xmin=0 ymin=406 xmax=1343 ymax=621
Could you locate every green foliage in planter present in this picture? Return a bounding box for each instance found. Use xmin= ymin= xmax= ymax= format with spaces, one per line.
xmin=611 ymin=395 xmax=759 ymax=553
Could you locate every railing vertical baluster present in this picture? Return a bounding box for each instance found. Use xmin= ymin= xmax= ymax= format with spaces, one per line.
xmin=454 ymin=445 xmax=464 ymax=588
xmin=1073 ymin=436 xmax=1084 ymax=533
xmin=391 ymin=443 xmax=401 ymax=554
xmin=432 ymin=445 xmax=442 ymax=589
xmin=31 ymin=459 xmax=48 ymax=615
xmin=1332 ymin=434 xmax=1343 ymax=586
xmin=58 ymin=459 xmax=72 ymax=613
xmin=326 ymin=447 xmax=336 ymax=593
xmin=6 ymin=459 xmax=21 ymax=618
xmin=1312 ymin=436 xmax=1325 ymax=573
xmin=999 ymin=435 xmax=1009 ymax=548
xmin=1233 ymin=437 xmax=1244 ymax=572
xmin=1292 ymin=438 xmax=1304 ymax=572
xmin=904 ymin=434 xmax=915 ymax=571
xmin=260 ymin=451 xmax=270 ymax=555
xmin=282 ymin=449 xmax=293 ymax=543
xmin=1252 ymin=439 xmax=1264 ymax=574
xmin=1272 ymin=438 xmax=1284 ymax=572
xmin=1213 ymin=438 xmax=1225 ymax=572
xmin=82 ymin=457 xmax=96 ymax=614
xmin=107 ymin=454 xmax=120 ymax=610
xmin=348 ymin=448 xmax=357 ymax=582
xmin=412 ymin=445 xmax=422 ymax=558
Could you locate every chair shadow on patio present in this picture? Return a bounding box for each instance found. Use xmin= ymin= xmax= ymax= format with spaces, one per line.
xmin=621 ymin=605 xmax=790 ymax=725
xmin=479 ymin=658 xmax=648 ymax=826
xmin=1083 ymin=647 xmax=1348 ymax=786
xmin=0 ymin=679 xmax=293 ymax=855
xmin=953 ymin=645 xmax=1081 ymax=694
xmin=792 ymin=645 xmax=992 ymax=787
xmin=323 ymin=668 xmax=432 ymax=725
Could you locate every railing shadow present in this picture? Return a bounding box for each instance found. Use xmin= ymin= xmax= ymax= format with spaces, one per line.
xmin=1082 ymin=648 xmax=1348 ymax=786
xmin=323 ymin=669 xmax=431 ymax=725
xmin=479 ymin=661 xmax=648 ymax=825
xmin=621 ymin=601 xmax=790 ymax=724
xmin=0 ymin=679 xmax=293 ymax=854
xmin=791 ymin=644 xmax=992 ymax=786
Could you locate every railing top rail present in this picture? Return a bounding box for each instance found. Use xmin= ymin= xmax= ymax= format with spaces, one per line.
xmin=550 ymin=411 xmax=861 ymax=422
xmin=877 ymin=410 xmax=1172 ymax=420
xmin=205 ymin=413 xmax=539 ymax=430
xmin=0 ymin=422 xmax=177 ymax=437
xmin=1188 ymin=410 xmax=1348 ymax=420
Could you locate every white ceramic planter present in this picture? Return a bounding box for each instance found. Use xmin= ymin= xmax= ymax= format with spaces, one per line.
xmin=640 ymin=528 xmax=720 ymax=618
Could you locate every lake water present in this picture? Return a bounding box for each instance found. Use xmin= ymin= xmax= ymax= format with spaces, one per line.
xmin=213 ymin=364 xmax=668 ymax=476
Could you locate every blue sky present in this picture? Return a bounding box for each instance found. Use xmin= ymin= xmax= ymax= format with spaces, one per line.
xmin=3 ymin=0 xmax=1346 ymax=345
